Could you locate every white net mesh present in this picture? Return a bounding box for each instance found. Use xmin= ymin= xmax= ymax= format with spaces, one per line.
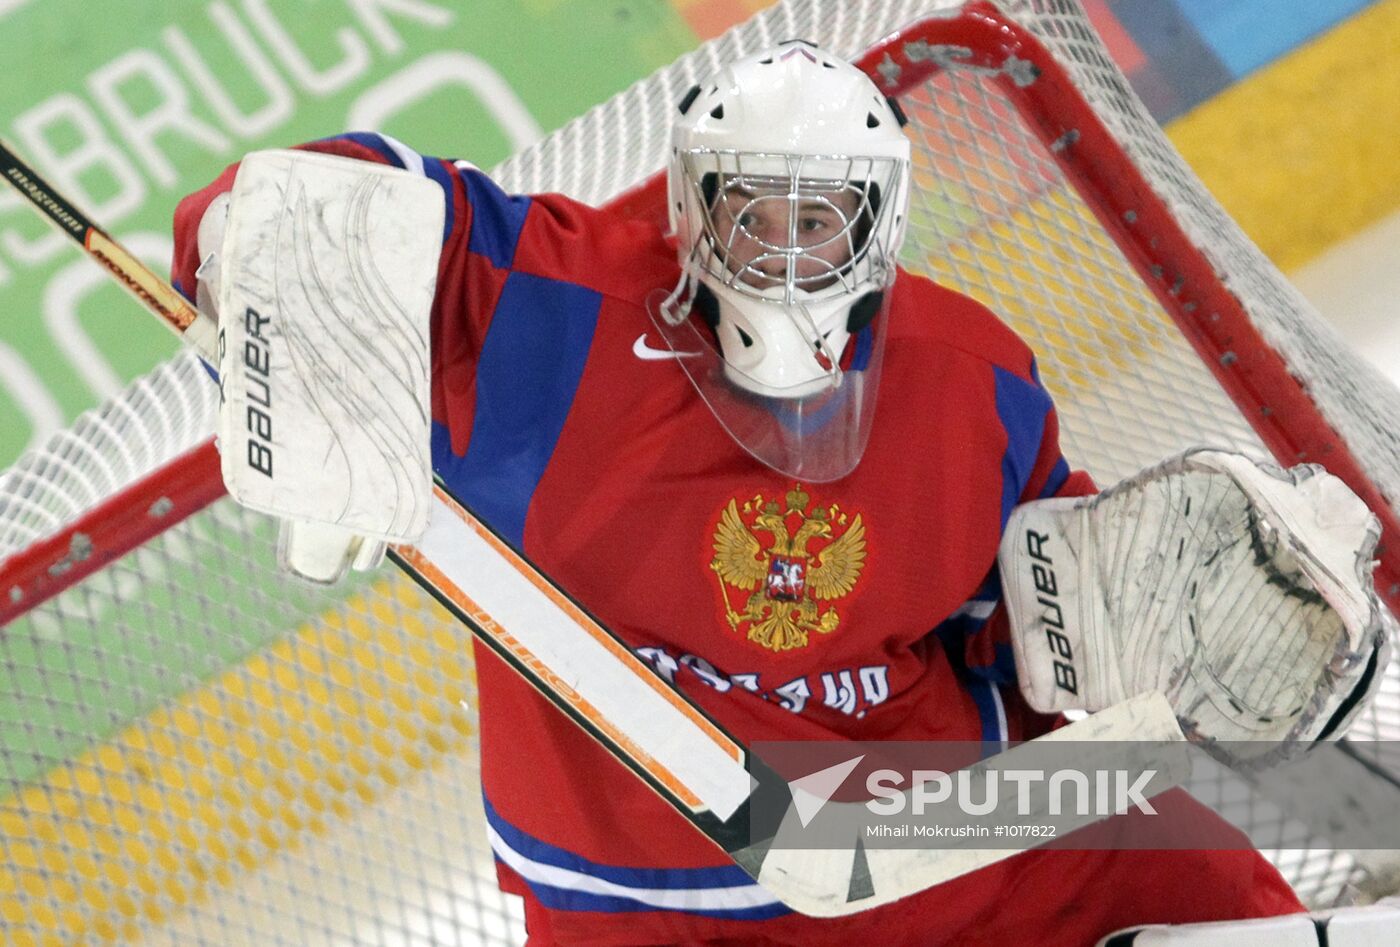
xmin=3 ymin=1 xmax=1399 ymax=942
xmin=0 ymin=355 xmax=216 ymax=558
xmin=3 ymin=503 xmax=522 ymax=944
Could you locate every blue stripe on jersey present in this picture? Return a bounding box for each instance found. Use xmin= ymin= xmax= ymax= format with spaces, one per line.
xmin=433 ymin=272 xmax=600 ymax=547
xmin=931 ymin=610 xmax=1011 ymax=750
xmin=484 ymin=797 xmax=789 ymax=919
xmin=933 ymin=608 xmax=995 ymax=657
xmin=937 ymin=573 xmax=1018 ymax=686
xmin=485 ymin=797 xmax=763 ymax=891
xmin=940 ymin=621 xmax=1019 ymax=689
xmin=521 ymin=883 xmax=790 ymax=920
xmin=962 ymin=642 xmax=1018 ymax=688
xmin=991 ymin=642 xmax=1017 ymax=683
xmin=1026 ymin=363 xmax=1071 ymax=502
xmin=992 ymin=365 xmax=1053 ymax=531
xmin=1041 ymin=457 xmax=1071 ymax=499
xmin=333 ymin=131 xmax=406 ymax=168
xmin=459 ymin=166 xmax=531 ymax=269
xmin=968 ymin=679 xmax=1007 ymax=751
xmin=419 ymin=156 xmax=456 ymax=245
xmin=848 ymin=323 xmax=874 ymax=371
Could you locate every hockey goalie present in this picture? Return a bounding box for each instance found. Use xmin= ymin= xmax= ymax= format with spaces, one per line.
xmin=172 ymin=41 xmax=1391 ymax=946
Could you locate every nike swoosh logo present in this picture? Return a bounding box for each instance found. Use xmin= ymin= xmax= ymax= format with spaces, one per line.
xmin=633 ymin=334 xmax=701 ymax=361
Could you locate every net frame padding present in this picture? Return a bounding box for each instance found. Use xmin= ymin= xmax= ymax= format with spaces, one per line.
xmin=3 ymin=0 xmax=1399 ymax=943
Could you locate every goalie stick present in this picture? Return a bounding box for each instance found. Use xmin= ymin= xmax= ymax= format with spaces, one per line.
xmin=0 ymin=145 xmax=219 ymax=359
xmin=0 ymin=138 xmax=1191 ymax=918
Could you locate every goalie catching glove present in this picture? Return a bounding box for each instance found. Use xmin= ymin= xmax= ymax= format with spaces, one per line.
xmin=999 ymin=449 xmax=1392 ymax=764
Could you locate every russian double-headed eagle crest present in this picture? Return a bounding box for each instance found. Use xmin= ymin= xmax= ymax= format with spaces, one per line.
xmin=710 ymin=485 xmax=867 ymax=652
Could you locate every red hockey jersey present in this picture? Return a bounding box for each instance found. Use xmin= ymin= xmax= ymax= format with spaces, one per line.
xmin=172 ymin=132 xmax=1303 ymax=946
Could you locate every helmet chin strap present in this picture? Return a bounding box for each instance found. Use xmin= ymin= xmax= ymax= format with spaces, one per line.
xmin=788 ymin=301 xmax=841 ymax=381
xmin=659 ymin=270 xmax=702 ymax=328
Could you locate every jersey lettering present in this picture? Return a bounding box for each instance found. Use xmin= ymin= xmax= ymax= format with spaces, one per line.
xmin=637 ymin=646 xmax=891 ymax=719
xmin=774 ymin=677 xmax=811 ymax=714
xmin=680 ymin=654 xmax=731 ymax=693
xmin=820 ymin=669 xmax=858 ymax=715
xmin=635 ymin=646 xmax=679 ymax=684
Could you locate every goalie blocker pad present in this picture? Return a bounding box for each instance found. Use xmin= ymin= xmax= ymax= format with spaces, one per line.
xmin=216 ymin=149 xmax=441 ymax=576
xmin=998 ymin=449 xmax=1391 ymax=762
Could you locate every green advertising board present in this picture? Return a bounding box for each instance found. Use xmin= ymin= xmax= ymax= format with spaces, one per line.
xmin=0 ymin=0 xmax=697 ymax=469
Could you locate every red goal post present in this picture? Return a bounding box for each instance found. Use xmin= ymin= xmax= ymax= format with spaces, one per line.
xmin=2 ymin=0 xmax=1398 ymax=942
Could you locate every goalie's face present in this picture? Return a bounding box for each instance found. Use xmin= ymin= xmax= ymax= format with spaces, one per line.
xmin=709 ymin=182 xmax=863 ymax=292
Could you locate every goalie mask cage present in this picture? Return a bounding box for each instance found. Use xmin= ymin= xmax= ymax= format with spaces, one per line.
xmin=3 ymin=0 xmax=1399 ymax=942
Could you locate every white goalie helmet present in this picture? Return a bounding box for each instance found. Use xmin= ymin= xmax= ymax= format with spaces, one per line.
xmin=652 ymin=40 xmax=912 ymax=482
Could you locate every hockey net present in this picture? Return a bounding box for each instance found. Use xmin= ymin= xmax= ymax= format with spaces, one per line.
xmin=3 ymin=0 xmax=1400 ymax=942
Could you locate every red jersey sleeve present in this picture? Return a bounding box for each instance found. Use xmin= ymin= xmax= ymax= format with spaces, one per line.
xmin=960 ymin=350 xmax=1095 ymax=725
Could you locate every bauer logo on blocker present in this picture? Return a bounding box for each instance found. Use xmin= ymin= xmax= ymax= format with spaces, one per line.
xmin=241 ymin=305 xmax=275 ymax=478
